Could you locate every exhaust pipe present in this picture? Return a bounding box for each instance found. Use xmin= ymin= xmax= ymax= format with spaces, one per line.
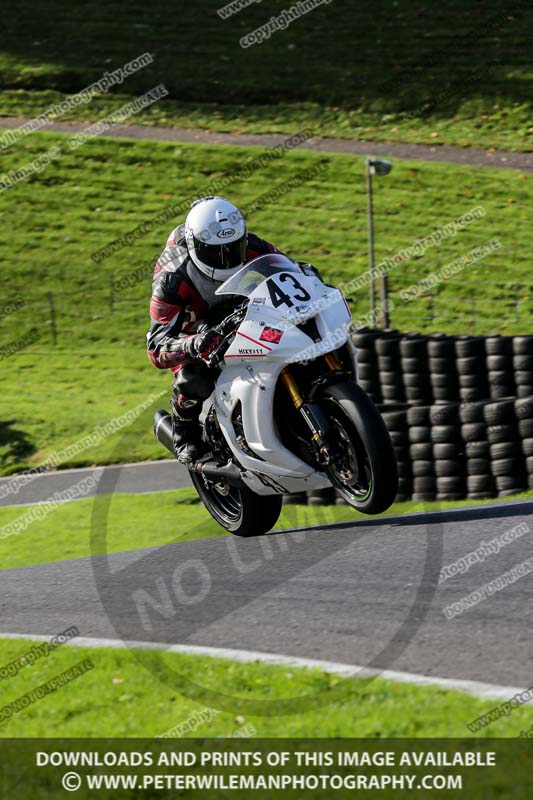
xmin=154 ymin=409 xmax=174 ymax=454
xmin=154 ymin=409 xmax=243 ymax=487
xmin=191 ymin=461 xmax=243 ymax=487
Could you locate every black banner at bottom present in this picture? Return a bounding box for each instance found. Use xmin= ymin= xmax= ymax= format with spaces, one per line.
xmin=0 ymin=738 xmax=530 ymax=798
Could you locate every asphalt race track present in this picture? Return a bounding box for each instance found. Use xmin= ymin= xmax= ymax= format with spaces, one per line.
xmin=1 ymin=492 xmax=532 ymax=689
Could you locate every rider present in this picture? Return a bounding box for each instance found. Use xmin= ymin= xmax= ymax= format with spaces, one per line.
xmin=147 ymin=195 xmax=287 ymax=463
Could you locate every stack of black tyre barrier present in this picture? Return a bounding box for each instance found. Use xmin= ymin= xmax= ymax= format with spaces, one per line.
xmin=352 ymin=328 xmax=382 ymax=404
xmin=381 ymin=405 xmax=411 ymax=501
xmin=286 ymin=330 xmax=533 ymax=506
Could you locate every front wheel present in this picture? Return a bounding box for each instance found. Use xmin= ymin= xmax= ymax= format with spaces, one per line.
xmin=318 ymin=382 xmax=398 ymax=514
xmin=189 ymin=471 xmax=283 ymax=536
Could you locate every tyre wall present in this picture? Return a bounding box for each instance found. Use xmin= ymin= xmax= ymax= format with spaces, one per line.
xmin=285 ymin=331 xmax=533 ymax=506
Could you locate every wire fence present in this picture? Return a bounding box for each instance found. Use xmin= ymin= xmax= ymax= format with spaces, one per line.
xmin=388 ymin=283 xmax=532 ymax=334
xmin=1 ymin=273 xmax=531 ymax=350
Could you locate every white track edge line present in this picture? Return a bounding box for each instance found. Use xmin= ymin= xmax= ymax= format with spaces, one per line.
xmin=0 ymin=632 xmax=524 ymax=702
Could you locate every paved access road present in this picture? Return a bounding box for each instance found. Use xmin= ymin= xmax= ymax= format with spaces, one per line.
xmin=0 ymin=460 xmax=191 ymax=507
xmin=0 ymin=117 xmax=531 ymax=171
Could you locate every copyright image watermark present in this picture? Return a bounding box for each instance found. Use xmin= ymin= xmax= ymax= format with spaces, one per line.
xmin=0 ymin=658 xmax=94 ymax=724
xmin=240 ymin=0 xmax=334 ymax=48
xmin=90 ymin=129 xmax=313 ymax=263
xmin=109 ymin=156 xmax=326 ymax=297
xmin=399 ymin=238 xmax=502 ymax=302
xmin=0 ymin=145 xmax=62 ymax=192
xmin=158 ymin=707 xmax=220 ymax=737
xmin=338 ymin=206 xmax=486 ymax=298
xmin=0 ymin=296 xmax=24 ymax=319
xmin=443 ymin=556 xmax=533 ymax=620
xmin=242 ymin=161 xmax=328 ymax=217
xmin=0 ymin=85 xmax=168 ymax=193
xmin=67 ymin=84 xmax=169 ymax=150
xmin=439 ymin=522 xmax=530 ymax=584
xmin=521 ymin=721 xmax=533 ymax=738
xmin=0 ymin=390 xmax=165 ymax=501
xmin=229 ymin=722 xmax=257 ymax=738
xmin=218 ymin=0 xmax=263 ymax=20
xmin=467 ymin=684 xmax=533 ymax=733
xmin=255 ymin=205 xmax=487 ymax=334
xmin=0 ymin=52 xmax=154 ymax=150
xmin=0 ymin=328 xmax=39 ymax=362
xmin=290 ymin=300 xmax=394 ymax=364
xmin=0 ymin=626 xmax=79 ymax=681
xmin=0 ymin=474 xmax=100 ymax=540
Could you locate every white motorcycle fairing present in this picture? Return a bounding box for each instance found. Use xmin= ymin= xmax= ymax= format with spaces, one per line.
xmin=211 ymin=255 xmax=352 ymax=497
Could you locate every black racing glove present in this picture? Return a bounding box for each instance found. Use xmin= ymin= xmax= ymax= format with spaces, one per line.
xmin=186 ymin=330 xmax=223 ymax=363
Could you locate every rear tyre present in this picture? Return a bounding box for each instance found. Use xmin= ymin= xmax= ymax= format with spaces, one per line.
xmin=189 ymin=471 xmax=282 ymax=536
xmin=319 ymin=383 xmax=398 ymax=514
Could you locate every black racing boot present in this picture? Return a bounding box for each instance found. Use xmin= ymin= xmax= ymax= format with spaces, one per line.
xmin=171 ymin=394 xmax=203 ymax=465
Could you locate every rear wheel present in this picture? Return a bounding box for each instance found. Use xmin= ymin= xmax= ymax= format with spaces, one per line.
xmin=189 ymin=471 xmax=283 ymax=536
xmin=319 ymin=383 xmax=398 ymax=514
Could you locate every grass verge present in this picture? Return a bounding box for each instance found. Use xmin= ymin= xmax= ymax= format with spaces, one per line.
xmin=0 ymin=636 xmax=532 ymax=737
xmin=1 ymin=91 xmax=531 ymax=153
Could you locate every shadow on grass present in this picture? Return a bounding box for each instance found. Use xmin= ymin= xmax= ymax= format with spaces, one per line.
xmin=0 ymin=420 xmax=36 ymax=474
xmin=0 ymin=0 xmax=530 ymax=113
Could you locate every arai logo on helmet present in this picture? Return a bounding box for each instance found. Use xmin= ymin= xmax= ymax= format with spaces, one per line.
xmin=217 ymin=228 xmax=236 ymax=239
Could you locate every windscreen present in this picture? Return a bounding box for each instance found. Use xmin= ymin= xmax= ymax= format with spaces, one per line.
xmin=215 ymin=254 xmax=301 ymax=298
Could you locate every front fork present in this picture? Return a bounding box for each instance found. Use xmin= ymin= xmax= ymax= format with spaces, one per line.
xmin=280 ymin=352 xmax=343 ymax=466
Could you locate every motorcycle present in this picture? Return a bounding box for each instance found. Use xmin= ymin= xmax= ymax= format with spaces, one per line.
xmin=154 ymin=253 xmax=398 ymax=536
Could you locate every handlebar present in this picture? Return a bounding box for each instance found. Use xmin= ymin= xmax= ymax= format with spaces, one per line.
xmin=214 ymin=304 xmax=247 ymax=337
xmin=207 ymin=304 xmax=248 ymax=366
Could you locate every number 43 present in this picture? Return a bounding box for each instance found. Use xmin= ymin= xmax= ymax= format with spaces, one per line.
xmin=266 ymin=273 xmax=311 ymax=309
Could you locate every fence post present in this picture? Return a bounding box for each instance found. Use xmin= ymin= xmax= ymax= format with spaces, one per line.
xmin=109 ymin=272 xmax=115 ymax=315
xmin=380 ymin=271 xmax=390 ymax=328
xmin=47 ymin=291 xmax=58 ymax=345
xmin=366 ymin=164 xmax=376 ymax=327
xmin=428 ymin=289 xmax=435 ymax=323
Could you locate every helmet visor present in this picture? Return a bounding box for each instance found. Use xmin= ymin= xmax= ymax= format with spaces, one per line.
xmin=193 ymin=235 xmax=246 ymax=271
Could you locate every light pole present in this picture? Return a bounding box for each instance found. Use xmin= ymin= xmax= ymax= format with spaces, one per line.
xmin=366 ymin=157 xmax=393 ymax=328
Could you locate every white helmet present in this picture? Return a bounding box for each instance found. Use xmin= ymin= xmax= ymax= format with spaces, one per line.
xmin=185 ymin=196 xmax=247 ymax=281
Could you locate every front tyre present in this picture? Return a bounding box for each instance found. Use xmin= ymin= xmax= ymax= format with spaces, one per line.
xmin=319 ymin=382 xmax=398 ymax=514
xmin=189 ymin=471 xmax=283 ymax=536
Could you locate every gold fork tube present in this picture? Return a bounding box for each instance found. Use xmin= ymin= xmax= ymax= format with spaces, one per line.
xmin=325 ymin=352 xmax=342 ymax=371
xmin=280 ymin=368 xmax=304 ymax=409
